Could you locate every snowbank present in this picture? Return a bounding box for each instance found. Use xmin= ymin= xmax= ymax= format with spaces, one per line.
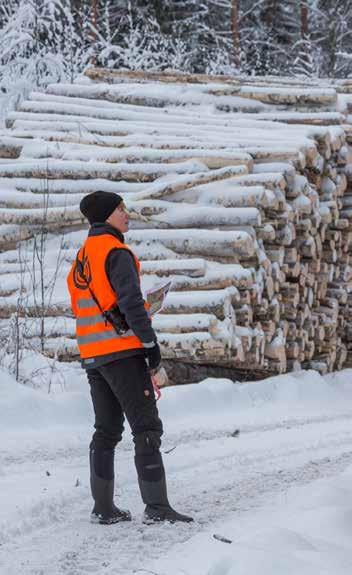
xmin=2 ymin=366 xmax=352 ymax=431
xmin=160 ymin=368 xmax=352 ymax=433
xmin=0 ymin=366 xmax=90 ymax=428
xmin=149 ymin=464 xmax=352 ymax=575
xmin=0 ymin=364 xmax=91 ymax=454
xmin=2 ymin=364 xmax=352 ymax=452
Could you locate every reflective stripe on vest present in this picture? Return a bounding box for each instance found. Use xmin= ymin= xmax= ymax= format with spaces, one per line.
xmin=76 ymin=313 xmax=105 ymax=327
xmin=77 ymin=297 xmax=97 ymax=310
xmin=75 ymin=311 xmax=135 ymax=337
xmin=77 ymin=327 xmax=134 ymax=346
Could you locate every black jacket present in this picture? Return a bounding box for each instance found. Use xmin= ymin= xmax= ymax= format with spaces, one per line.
xmin=81 ymin=223 xmax=156 ymax=369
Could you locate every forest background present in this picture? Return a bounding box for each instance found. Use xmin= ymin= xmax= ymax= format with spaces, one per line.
xmin=0 ymin=0 xmax=351 ymax=115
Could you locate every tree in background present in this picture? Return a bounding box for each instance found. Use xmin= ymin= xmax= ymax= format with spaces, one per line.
xmin=94 ymin=0 xmax=236 ymax=74
xmin=94 ymin=2 xmax=187 ymax=71
xmin=230 ymin=0 xmax=240 ymax=66
xmin=310 ymin=0 xmax=352 ymax=77
xmin=238 ymin=0 xmax=301 ymax=75
xmin=293 ymin=0 xmax=316 ymax=77
xmin=0 ymin=0 xmax=91 ymax=113
xmin=0 ymin=0 xmax=351 ymax=103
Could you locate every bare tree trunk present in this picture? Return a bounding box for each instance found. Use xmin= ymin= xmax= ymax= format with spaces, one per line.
xmin=299 ymin=0 xmax=310 ymax=69
xmin=300 ymin=0 xmax=308 ymax=39
xmin=14 ymin=305 xmax=20 ymax=381
xmin=92 ymin=0 xmax=98 ymax=35
xmin=231 ymin=0 xmax=240 ymax=66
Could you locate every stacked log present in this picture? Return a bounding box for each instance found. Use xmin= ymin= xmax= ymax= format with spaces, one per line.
xmin=0 ymin=69 xmax=352 ymax=383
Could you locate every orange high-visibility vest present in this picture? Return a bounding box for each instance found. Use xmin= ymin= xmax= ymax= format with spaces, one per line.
xmin=67 ymin=234 xmax=147 ymax=359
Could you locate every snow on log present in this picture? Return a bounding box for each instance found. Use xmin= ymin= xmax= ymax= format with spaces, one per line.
xmin=0 ymin=158 xmax=208 ymax=181
xmin=127 ymin=229 xmax=256 ymax=259
xmin=129 ymin=200 xmax=262 ymax=228
xmin=141 ymin=258 xmax=207 ymax=277
xmin=162 ymin=288 xmax=238 ymax=320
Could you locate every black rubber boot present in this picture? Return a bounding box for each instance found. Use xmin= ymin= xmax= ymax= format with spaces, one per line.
xmin=139 ymin=475 xmax=194 ymax=524
xmin=90 ymin=449 xmax=131 ymax=525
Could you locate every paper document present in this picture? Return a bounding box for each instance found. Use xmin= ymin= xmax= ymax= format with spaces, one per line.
xmin=146 ymin=280 xmax=172 ymax=315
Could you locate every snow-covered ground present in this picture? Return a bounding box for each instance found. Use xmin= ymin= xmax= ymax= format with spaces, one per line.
xmin=1 ymin=366 xmax=352 ymax=574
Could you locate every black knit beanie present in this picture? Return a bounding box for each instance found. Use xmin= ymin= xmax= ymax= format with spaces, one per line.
xmin=79 ymin=191 xmax=123 ymax=225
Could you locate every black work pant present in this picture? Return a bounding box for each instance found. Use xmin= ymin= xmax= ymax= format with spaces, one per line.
xmin=87 ymin=355 xmax=164 ymax=482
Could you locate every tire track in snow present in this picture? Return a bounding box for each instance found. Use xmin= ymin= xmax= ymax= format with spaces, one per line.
xmin=1 ymin=415 xmax=352 ymax=574
xmin=3 ymin=449 xmax=352 ymax=575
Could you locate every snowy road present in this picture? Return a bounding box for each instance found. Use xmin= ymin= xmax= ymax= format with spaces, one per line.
xmin=1 ymin=369 xmax=352 ymax=574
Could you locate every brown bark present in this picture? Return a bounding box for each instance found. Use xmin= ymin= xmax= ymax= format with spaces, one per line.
xmin=300 ymin=1 xmax=309 ymax=39
xmin=299 ymin=1 xmax=310 ymax=68
xmin=92 ymin=0 xmax=98 ymax=33
xmin=231 ymin=0 xmax=240 ymax=67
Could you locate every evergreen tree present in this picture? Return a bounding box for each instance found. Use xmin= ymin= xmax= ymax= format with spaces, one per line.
xmin=310 ymin=0 xmax=352 ymax=77
xmin=0 ymin=0 xmax=351 ymax=93
xmin=240 ymin=0 xmax=300 ymax=75
xmin=293 ymin=1 xmax=316 ymax=77
xmin=0 ymin=0 xmax=90 ymax=109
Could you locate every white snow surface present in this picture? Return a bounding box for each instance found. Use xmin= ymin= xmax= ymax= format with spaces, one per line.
xmin=1 ymin=366 xmax=352 ymax=574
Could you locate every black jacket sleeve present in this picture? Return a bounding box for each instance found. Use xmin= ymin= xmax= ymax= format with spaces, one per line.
xmin=106 ymin=248 xmax=156 ymax=344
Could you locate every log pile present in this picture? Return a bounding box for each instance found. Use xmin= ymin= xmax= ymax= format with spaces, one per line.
xmin=1 ymin=68 xmax=352 ymax=382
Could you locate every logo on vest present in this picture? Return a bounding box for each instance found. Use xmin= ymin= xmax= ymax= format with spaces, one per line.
xmin=73 ymin=251 xmax=92 ymax=290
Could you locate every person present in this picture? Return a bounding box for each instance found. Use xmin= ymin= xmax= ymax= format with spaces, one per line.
xmin=67 ymin=190 xmax=193 ymax=525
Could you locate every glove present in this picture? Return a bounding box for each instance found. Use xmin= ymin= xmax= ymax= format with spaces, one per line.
xmin=144 ymin=341 xmax=161 ymax=372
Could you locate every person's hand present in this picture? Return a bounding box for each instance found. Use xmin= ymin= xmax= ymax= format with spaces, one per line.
xmin=144 ymin=342 xmax=161 ymax=372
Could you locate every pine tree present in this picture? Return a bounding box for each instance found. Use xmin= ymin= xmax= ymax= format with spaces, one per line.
xmin=293 ymin=1 xmax=316 ymax=77
xmin=0 ymin=0 xmax=90 ymax=114
xmin=310 ymin=0 xmax=352 ymax=77
xmin=240 ymin=0 xmax=301 ymax=75
xmin=0 ymin=1 xmax=90 ymax=87
xmin=0 ymin=0 xmax=351 ymax=86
